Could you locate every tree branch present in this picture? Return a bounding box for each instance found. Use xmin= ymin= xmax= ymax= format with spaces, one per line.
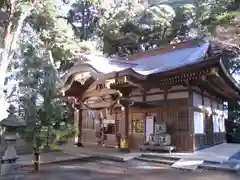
xmin=8 ymin=6 xmax=34 ymax=60
xmin=48 ymin=50 xmax=60 ymax=80
xmin=6 ymin=84 xmax=17 ymax=100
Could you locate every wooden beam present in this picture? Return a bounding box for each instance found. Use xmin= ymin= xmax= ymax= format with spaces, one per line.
xmin=129 ymin=106 xmax=188 ymax=113
xmin=82 ymin=88 xmax=120 ymax=99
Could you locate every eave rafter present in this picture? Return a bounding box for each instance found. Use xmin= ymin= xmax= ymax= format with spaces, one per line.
xmin=199 ymin=77 xmax=233 ymax=100
xmin=205 ymin=68 xmax=240 ymax=100
xmin=145 ymin=68 xmax=211 ymax=89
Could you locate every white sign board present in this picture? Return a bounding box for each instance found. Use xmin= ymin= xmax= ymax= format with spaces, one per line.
xmin=145 ymin=116 xmax=154 ymax=141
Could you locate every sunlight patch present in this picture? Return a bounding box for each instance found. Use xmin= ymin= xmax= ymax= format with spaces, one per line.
xmin=134 ymin=165 xmax=167 ymax=169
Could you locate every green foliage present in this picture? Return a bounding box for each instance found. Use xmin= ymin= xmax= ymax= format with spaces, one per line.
xmin=98 ymin=4 xmax=187 ymax=56
xmin=67 ymin=0 xmax=100 ymax=41
xmin=54 ymin=123 xmax=76 ymax=145
xmin=18 ymin=39 xmax=76 ymax=149
xmin=17 ymin=0 xmax=86 ymax=151
xmin=190 ymin=0 xmax=239 ymax=34
xmin=97 ymin=1 xmax=240 ymax=57
xmin=26 ymin=0 xmax=91 ymax=71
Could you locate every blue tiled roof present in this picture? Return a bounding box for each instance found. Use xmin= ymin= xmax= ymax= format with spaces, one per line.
xmin=77 ymin=42 xmax=210 ymax=76
xmin=132 ymin=42 xmax=210 ymax=75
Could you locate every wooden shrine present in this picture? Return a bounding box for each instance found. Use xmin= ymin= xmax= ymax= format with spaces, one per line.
xmin=58 ymin=39 xmax=240 ymax=152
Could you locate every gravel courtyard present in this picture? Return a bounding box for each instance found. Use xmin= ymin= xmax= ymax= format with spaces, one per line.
xmin=23 ymin=159 xmax=240 ymax=180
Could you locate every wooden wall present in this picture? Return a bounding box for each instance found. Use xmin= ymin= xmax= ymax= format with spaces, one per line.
xmin=129 ymin=112 xmax=145 ymax=149
xmin=192 ymin=87 xmax=226 ymax=150
xmin=128 ymin=105 xmax=193 ymax=150
xmin=129 ymin=85 xmax=194 ymax=151
xmin=79 ymin=85 xmax=210 ymax=151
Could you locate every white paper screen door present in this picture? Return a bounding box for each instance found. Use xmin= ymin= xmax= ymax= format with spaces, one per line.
xmin=145 ymin=116 xmax=154 ymax=141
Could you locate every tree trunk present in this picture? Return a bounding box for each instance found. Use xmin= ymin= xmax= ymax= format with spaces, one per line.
xmin=0 ymin=51 xmax=9 ymax=120
xmin=0 ymin=51 xmax=9 ymax=90
xmin=46 ymin=126 xmax=50 ymax=148
xmin=34 ymin=150 xmax=40 ymax=172
xmin=0 ymin=8 xmax=34 ymax=115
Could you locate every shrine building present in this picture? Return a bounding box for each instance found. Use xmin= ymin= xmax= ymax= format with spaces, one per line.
xmin=59 ymin=39 xmax=240 ymax=152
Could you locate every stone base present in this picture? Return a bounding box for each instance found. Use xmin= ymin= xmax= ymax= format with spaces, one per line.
xmin=119 ymin=138 xmax=130 ymax=153
xmin=14 ymin=138 xmax=33 ymax=155
xmin=118 ymin=148 xmax=130 ymax=153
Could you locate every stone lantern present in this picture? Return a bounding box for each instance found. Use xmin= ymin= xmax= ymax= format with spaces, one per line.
xmin=0 ymin=105 xmax=26 ymax=176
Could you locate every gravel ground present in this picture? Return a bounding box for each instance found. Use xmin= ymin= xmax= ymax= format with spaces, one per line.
xmin=22 ymin=159 xmax=240 ymax=180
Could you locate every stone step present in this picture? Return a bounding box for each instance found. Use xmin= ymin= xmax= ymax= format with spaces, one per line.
xmin=198 ymin=162 xmax=240 ymax=172
xmin=141 ymin=153 xmax=233 ymax=165
xmin=141 ymin=153 xmax=181 ymax=161
xmin=203 ymin=159 xmax=222 ymax=165
xmin=135 ymin=156 xmax=176 ymax=165
xmin=171 ymin=159 xmax=204 ymax=171
xmin=136 ymin=155 xmax=240 ymax=172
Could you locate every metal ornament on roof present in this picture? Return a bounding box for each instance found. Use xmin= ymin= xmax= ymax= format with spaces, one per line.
xmin=0 ymin=105 xmax=26 ymax=128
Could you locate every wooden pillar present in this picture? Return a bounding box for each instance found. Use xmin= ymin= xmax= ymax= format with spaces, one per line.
xmin=188 ymin=85 xmax=194 ymax=151
xmin=74 ymin=106 xmax=83 ymax=147
xmin=201 ymin=89 xmax=207 ymax=146
xmin=141 ymin=88 xmax=147 ymax=142
xmin=163 ymin=87 xmax=168 ymax=119
xmin=118 ymin=88 xmax=132 ymax=152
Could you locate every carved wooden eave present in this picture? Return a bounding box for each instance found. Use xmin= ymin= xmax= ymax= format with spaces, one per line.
xmin=199 ymin=77 xmax=235 ymax=100
xmin=199 ymin=65 xmax=240 ymax=100
xmin=59 ymin=63 xmax=102 ymax=96
xmin=62 ymin=63 xmax=101 ymax=85
xmin=206 ymin=68 xmax=237 ymax=97
xmin=146 ymin=68 xmax=212 ymax=88
xmin=60 ymin=79 xmax=94 ymax=97
xmin=105 ymin=75 xmax=145 ymax=90
xmin=100 ymin=68 xmax=146 ymax=82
